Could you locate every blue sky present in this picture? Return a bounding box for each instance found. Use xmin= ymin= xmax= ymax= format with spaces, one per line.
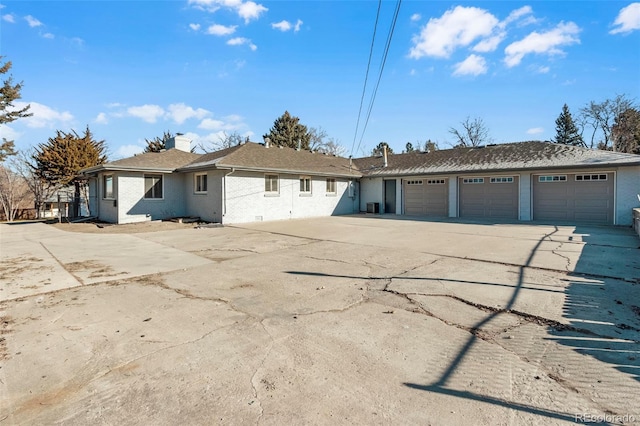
xmin=1 ymin=1 xmax=639 ymax=159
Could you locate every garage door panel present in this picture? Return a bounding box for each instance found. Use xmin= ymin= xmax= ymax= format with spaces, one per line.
xmin=459 ymin=177 xmax=518 ymax=219
xmin=533 ymin=173 xmax=613 ymax=224
xmin=403 ymin=179 xmax=448 ymax=217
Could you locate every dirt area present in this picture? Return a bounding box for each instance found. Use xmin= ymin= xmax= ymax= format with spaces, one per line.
xmin=1 ymin=217 xmax=639 ymax=425
xmin=50 ymin=220 xmax=199 ymax=234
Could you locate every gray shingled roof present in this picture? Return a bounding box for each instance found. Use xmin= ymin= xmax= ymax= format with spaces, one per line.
xmin=81 ymin=149 xmax=201 ymax=174
xmin=180 ymin=142 xmax=361 ymax=178
xmin=81 ymin=141 xmax=639 ymax=178
xmin=354 ymin=141 xmax=640 ymax=177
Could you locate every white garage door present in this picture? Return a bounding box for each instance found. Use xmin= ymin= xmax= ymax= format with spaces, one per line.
xmin=533 ymin=173 xmax=614 ymax=224
xmin=403 ymin=178 xmax=448 ymax=217
xmin=459 ymin=176 xmax=519 ymax=219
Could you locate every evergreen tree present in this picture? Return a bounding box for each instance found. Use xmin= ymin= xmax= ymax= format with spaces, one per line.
xmin=405 ymin=142 xmax=414 ymax=153
xmin=33 ymin=126 xmax=107 ymax=216
xmin=553 ymin=104 xmax=584 ymax=146
xmin=611 ymin=108 xmax=640 ymax=154
xmin=372 ymin=142 xmax=393 ymax=156
xmin=263 ymin=111 xmax=311 ymax=150
xmin=1 ymin=57 xmax=32 ymax=161
xmin=144 ymin=130 xmax=174 ymax=153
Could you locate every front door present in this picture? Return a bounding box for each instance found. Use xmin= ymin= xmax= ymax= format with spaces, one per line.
xmin=385 ymin=180 xmax=396 ymax=214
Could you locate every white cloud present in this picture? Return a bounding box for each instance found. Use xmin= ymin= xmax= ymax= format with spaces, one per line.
xmin=409 ymin=6 xmax=498 ymax=59
xmin=271 ymin=20 xmax=292 ymax=31
xmin=237 ymin=1 xmax=268 ymax=23
xmin=114 ymin=144 xmax=144 ymax=159
xmin=188 ymin=0 xmax=267 ymax=23
xmin=527 ymin=127 xmax=544 ymax=135
xmin=473 ymin=33 xmax=505 ymax=53
xmin=106 ymin=102 xmax=124 ymax=108
xmin=189 ymin=23 xmax=201 ymax=31
xmin=12 ymin=101 xmax=73 ymax=128
xmin=43 ymin=32 xmax=54 ymax=39
xmin=610 ymin=2 xmax=640 ymax=34
xmin=198 ymin=118 xmax=226 ymax=130
xmin=535 ymin=65 xmax=550 ymax=73
xmin=198 ymin=114 xmax=246 ymax=131
xmin=0 ymin=125 xmax=20 ymax=142
xmin=452 ymin=54 xmax=488 ymax=76
xmin=504 ymin=22 xmax=580 ymax=67
xmin=2 ymin=13 xmax=15 ymax=23
xmin=501 ymin=5 xmax=532 ymax=28
xmin=127 ymin=104 xmax=165 ymax=123
xmin=272 ymin=19 xmax=302 ymax=32
xmin=410 ymin=13 xmax=421 ymax=22
xmin=410 ymin=69 xmax=417 ymax=76
xmin=167 ymin=103 xmax=210 ymax=124
xmin=24 ymin=15 xmax=42 ymax=27
xmin=94 ymin=112 xmax=108 ymax=124
xmin=206 ymin=23 xmax=237 ymax=36
xmin=227 ymin=37 xmax=257 ymax=50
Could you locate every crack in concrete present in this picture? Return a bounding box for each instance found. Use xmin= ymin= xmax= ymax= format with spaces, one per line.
xmin=251 ymin=319 xmax=275 ymax=426
xmin=550 ymin=242 xmax=572 ymax=271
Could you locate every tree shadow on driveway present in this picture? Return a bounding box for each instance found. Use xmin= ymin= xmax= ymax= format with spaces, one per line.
xmin=286 ymin=224 xmax=640 ymax=422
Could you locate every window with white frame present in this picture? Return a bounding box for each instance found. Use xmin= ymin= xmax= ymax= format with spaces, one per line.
xmin=144 ymin=174 xmax=163 ymax=199
xmin=575 ymin=174 xmax=607 ymax=181
xmin=194 ymin=173 xmax=207 ymax=193
xmin=103 ymin=175 xmax=114 ymax=199
xmin=463 ymin=177 xmax=484 ymax=184
xmin=265 ymin=174 xmax=279 ymax=193
xmin=406 ymin=180 xmax=423 ymax=185
xmin=326 ymin=178 xmax=336 ymax=194
xmin=538 ymin=175 xmax=566 ymax=182
xmin=490 ymin=176 xmax=514 ymax=183
xmin=427 ymin=179 xmax=445 ymax=185
xmin=299 ymin=176 xmax=311 ymax=194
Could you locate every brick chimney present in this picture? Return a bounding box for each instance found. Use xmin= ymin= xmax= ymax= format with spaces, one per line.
xmin=165 ymin=133 xmax=191 ymax=152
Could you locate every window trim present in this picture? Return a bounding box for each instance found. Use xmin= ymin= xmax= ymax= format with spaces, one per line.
xmin=144 ymin=174 xmax=164 ymax=200
xmin=103 ymin=174 xmax=114 ymax=199
xmin=265 ymin=174 xmax=279 ymax=195
xmin=538 ymin=175 xmax=567 ymax=182
xmin=490 ymin=176 xmax=514 ymax=184
xmin=194 ymin=173 xmax=208 ymax=194
xmin=575 ymin=174 xmax=608 ymax=182
xmin=462 ymin=177 xmax=484 ymax=184
xmin=427 ymin=179 xmax=445 ymax=185
xmin=406 ymin=180 xmax=424 ymax=185
xmin=299 ymin=176 xmax=312 ymax=195
xmin=326 ymin=178 xmax=337 ymax=195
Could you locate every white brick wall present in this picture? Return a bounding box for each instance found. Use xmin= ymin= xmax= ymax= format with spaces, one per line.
xmin=117 ymin=172 xmax=187 ymax=224
xmin=616 ymin=165 xmax=640 ymax=226
xmin=184 ymin=171 xmax=223 ymax=223
xmin=359 ymin=177 xmax=383 ymax=212
xmin=222 ymin=171 xmax=358 ymax=224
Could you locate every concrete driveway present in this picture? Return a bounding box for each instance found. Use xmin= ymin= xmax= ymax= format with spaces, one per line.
xmin=1 ymin=216 xmax=639 ymax=425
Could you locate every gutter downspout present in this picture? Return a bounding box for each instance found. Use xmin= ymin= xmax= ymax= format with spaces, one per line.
xmin=222 ymin=168 xmax=235 ymax=223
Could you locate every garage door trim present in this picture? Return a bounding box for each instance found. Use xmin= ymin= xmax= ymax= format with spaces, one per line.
xmin=457 ymin=174 xmax=521 ymax=219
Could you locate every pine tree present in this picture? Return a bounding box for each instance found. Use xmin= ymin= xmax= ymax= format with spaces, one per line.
xmin=372 ymin=142 xmax=393 ymax=156
xmin=1 ymin=57 xmax=32 ymax=161
xmin=263 ymin=111 xmax=311 ymax=150
xmin=553 ymin=104 xmax=584 ymax=146
xmin=405 ymin=142 xmax=414 ymax=153
xmin=33 ymin=126 xmax=107 ymax=216
xmin=144 ymin=130 xmax=174 ymax=153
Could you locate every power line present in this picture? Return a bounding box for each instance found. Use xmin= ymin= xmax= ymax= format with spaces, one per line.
xmin=350 ymin=0 xmax=382 ymax=158
xmin=351 ymin=0 xmax=402 ymax=158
